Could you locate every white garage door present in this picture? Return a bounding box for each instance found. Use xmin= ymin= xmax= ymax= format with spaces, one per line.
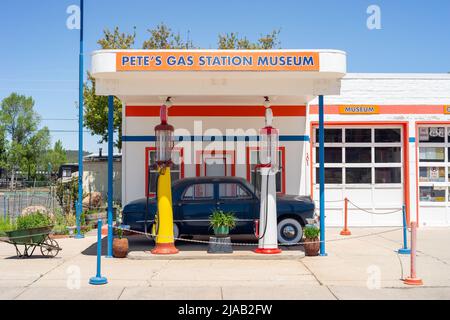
xmin=313 ymin=126 xmax=404 ymax=227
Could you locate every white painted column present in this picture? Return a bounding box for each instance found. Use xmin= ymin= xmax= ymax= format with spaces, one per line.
xmin=300 ymin=102 xmax=312 ymax=196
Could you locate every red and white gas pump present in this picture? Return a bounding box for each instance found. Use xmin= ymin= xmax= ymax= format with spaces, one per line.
xmin=254 ymin=97 xmax=282 ymax=254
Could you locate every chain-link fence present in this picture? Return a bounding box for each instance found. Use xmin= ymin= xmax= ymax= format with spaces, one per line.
xmin=0 ymin=188 xmax=60 ymax=220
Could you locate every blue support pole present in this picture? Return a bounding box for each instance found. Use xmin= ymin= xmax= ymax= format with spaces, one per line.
xmin=106 ymin=96 xmax=114 ymax=258
xmin=89 ymin=219 xmax=108 ymax=285
xmin=319 ymin=95 xmax=327 ymax=256
xmin=75 ymin=0 xmax=85 ymax=239
xmin=398 ymin=205 xmax=411 ymax=254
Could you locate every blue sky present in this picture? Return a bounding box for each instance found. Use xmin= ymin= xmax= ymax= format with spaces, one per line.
xmin=0 ymin=0 xmax=449 ymax=153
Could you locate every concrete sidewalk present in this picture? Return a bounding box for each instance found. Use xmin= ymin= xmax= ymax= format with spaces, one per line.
xmin=0 ymin=227 xmax=449 ymax=300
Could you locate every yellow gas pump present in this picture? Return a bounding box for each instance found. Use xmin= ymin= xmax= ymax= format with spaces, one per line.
xmin=151 ymin=98 xmax=179 ymax=255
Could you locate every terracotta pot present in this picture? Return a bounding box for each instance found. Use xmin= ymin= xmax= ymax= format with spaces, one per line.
xmin=303 ymin=237 xmax=320 ymax=256
xmin=113 ymin=238 xmax=128 ymax=258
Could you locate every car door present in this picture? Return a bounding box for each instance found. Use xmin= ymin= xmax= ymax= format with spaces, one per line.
xmin=176 ymin=183 xmax=216 ymax=234
xmin=217 ymin=182 xmax=259 ymax=234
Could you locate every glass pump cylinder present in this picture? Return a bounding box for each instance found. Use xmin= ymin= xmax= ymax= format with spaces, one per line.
xmin=155 ymin=122 xmax=174 ymax=165
xmin=259 ymin=126 xmax=279 ymax=168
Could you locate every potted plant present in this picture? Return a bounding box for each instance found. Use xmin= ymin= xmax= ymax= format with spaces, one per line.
xmin=65 ymin=214 xmax=77 ymax=237
xmin=209 ymin=210 xmax=236 ymax=237
xmin=113 ymin=227 xmax=128 ymax=258
xmin=303 ymin=224 xmax=320 ymax=256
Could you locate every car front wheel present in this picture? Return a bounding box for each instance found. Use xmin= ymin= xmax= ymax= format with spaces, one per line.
xmin=278 ymin=218 xmax=303 ymax=245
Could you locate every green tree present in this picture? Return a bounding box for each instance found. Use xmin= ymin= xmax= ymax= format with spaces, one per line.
xmin=46 ymin=140 xmax=68 ymax=175
xmin=0 ymin=93 xmax=40 ymax=188
xmin=21 ymin=127 xmax=51 ymax=180
xmin=218 ymin=29 xmax=281 ymax=49
xmin=83 ymin=27 xmax=137 ymax=150
xmin=0 ymin=125 xmax=7 ymax=171
xmin=84 ymin=24 xmax=193 ymax=150
xmin=143 ymin=23 xmax=194 ymax=49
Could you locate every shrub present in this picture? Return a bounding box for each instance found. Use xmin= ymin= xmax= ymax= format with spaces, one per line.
xmin=16 ymin=212 xmax=52 ymax=230
xmin=304 ymin=224 xmax=320 ymax=239
xmin=209 ymin=210 xmax=236 ymax=230
xmin=0 ymin=217 xmax=15 ymax=236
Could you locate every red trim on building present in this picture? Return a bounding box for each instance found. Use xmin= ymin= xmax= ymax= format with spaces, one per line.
xmin=126 ymin=105 xmax=306 ymax=117
xmin=309 ymin=105 xmax=446 ymax=115
xmin=246 ymin=146 xmax=286 ymax=195
xmin=144 ymin=146 xmax=184 ymax=197
xmin=195 ymin=150 xmax=236 ymax=177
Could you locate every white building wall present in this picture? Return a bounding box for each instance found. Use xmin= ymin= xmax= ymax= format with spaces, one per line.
xmin=309 ymin=73 xmax=450 ymax=227
xmin=121 ymin=73 xmax=450 ymax=227
xmin=122 ymin=113 xmax=307 ymax=205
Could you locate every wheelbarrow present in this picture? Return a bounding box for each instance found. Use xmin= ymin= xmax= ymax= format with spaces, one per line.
xmin=3 ymin=226 xmax=62 ymax=258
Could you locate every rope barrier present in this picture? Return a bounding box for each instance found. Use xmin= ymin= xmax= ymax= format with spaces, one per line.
xmin=112 ymin=225 xmax=403 ymax=247
xmin=314 ymin=198 xmax=402 ymax=215
xmin=347 ymin=199 xmax=402 ymax=215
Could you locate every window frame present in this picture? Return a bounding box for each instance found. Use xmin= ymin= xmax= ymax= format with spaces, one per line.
xmin=313 ymin=126 xmax=403 ymax=186
xmin=418 ymin=125 xmax=450 ymax=204
xmin=145 ymin=146 xmax=185 ymax=198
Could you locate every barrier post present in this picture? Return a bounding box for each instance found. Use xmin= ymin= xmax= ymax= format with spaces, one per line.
xmin=340 ymin=198 xmax=351 ymax=236
xmin=398 ymin=205 xmax=411 ymax=254
xmin=404 ymin=221 xmax=423 ymax=286
xmin=89 ymin=219 xmax=108 ymax=285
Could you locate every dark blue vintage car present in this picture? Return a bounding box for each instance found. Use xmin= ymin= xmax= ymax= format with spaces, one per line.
xmin=123 ymin=176 xmax=316 ymax=245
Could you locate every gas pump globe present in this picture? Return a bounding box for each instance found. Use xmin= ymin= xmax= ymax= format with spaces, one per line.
xmin=155 ymin=108 xmax=174 ymax=166
xmin=259 ymin=126 xmax=279 ymax=169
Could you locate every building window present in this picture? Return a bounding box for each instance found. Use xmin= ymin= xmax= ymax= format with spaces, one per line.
xmin=248 ymin=147 xmax=285 ymax=193
xmin=146 ymin=147 xmax=183 ymax=197
xmin=314 ymin=127 xmax=403 ymax=185
xmin=420 ymin=186 xmax=445 ymax=202
xmin=418 ymin=126 xmax=450 ymax=203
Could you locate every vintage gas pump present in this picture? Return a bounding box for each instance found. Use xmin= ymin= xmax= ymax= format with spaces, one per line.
xmin=151 ymin=98 xmax=179 ymax=254
xmin=254 ymin=97 xmax=282 ymax=254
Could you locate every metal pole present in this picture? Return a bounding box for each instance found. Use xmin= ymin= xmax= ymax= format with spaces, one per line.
xmin=89 ymin=219 xmax=108 ymax=285
xmin=404 ymin=221 xmax=423 ymax=285
xmin=340 ymin=198 xmax=351 ymax=236
xmin=398 ymin=205 xmax=410 ymax=254
xmin=106 ymin=96 xmax=114 ymax=258
xmin=75 ymin=0 xmax=85 ymax=239
xmin=319 ymin=95 xmax=327 ymax=256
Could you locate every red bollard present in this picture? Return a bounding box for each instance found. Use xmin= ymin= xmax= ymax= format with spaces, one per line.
xmin=340 ymin=198 xmax=351 ymax=236
xmin=404 ymin=221 xmax=423 ymax=286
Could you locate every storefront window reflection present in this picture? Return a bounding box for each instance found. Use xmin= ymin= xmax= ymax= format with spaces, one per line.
xmin=420 ymin=186 xmax=445 ymax=202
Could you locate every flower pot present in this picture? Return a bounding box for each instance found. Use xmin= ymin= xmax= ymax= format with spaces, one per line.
xmin=67 ymin=226 xmax=76 ymax=237
xmin=213 ymin=226 xmax=229 ymax=237
xmin=303 ymin=237 xmax=320 ymax=256
xmin=113 ymin=238 xmax=128 ymax=258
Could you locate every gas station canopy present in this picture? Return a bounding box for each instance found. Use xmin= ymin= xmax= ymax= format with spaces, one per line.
xmin=91 ymin=49 xmax=347 ymax=104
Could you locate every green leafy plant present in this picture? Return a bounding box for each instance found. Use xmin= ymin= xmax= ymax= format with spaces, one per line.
xmin=304 ymin=225 xmax=320 ymax=239
xmin=66 ymin=214 xmax=77 ymax=227
xmin=0 ymin=216 xmax=16 ymax=236
xmin=15 ymin=212 xmax=52 ymax=230
xmin=209 ymin=210 xmax=236 ymax=230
